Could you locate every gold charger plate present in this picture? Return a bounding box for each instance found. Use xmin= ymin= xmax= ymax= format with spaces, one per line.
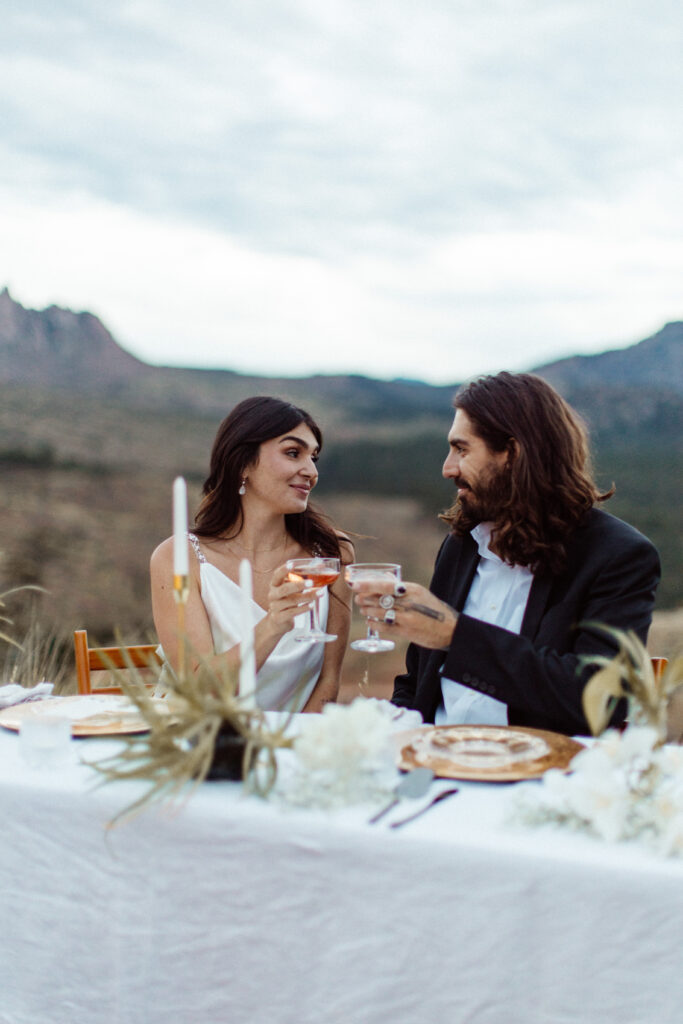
xmin=396 ymin=724 xmax=584 ymax=782
xmin=0 ymin=695 xmax=167 ymax=737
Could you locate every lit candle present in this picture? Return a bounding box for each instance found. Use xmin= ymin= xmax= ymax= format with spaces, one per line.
xmin=173 ymin=477 xmax=189 ymax=577
xmin=239 ymin=558 xmax=257 ymax=708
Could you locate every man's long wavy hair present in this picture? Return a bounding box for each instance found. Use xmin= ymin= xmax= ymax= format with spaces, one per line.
xmin=440 ymin=372 xmax=613 ymax=575
xmin=193 ymin=396 xmax=343 ymax=559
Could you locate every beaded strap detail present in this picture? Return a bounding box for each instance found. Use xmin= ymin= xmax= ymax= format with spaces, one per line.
xmin=187 ymin=532 xmax=207 ymax=563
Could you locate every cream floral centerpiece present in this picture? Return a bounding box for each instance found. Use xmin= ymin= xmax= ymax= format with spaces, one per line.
xmin=276 ymin=698 xmax=403 ymax=810
xmin=90 ymin=652 xmax=412 ymax=821
xmin=514 ymin=627 xmax=683 ymax=857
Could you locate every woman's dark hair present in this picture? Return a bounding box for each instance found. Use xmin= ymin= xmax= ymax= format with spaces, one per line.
xmin=193 ymin=396 xmax=343 ymax=558
xmin=441 ymin=372 xmax=613 ymax=575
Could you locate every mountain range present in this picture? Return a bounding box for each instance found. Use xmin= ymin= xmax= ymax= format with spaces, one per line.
xmin=1 ymin=286 xmax=682 ymax=442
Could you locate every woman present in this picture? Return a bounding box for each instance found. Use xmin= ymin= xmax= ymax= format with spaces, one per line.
xmin=151 ymin=397 xmax=353 ymax=712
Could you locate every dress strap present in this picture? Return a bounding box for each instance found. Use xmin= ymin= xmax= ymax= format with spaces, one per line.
xmin=187 ymin=532 xmax=207 ymax=564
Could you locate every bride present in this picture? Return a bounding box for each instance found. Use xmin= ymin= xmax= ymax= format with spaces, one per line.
xmin=150 ymin=396 xmax=353 ymax=712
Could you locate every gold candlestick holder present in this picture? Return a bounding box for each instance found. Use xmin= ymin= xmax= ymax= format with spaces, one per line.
xmin=173 ymin=573 xmax=189 ymax=684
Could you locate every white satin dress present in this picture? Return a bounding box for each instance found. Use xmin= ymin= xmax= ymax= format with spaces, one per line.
xmin=184 ymin=532 xmax=327 ymax=711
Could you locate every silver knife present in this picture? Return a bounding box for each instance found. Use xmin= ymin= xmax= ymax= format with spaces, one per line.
xmin=389 ymin=786 xmax=459 ymax=829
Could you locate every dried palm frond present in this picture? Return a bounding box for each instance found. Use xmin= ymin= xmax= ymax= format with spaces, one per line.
xmin=88 ymin=644 xmax=294 ymax=825
xmin=581 ymin=623 xmax=683 ymax=742
xmin=0 ymin=585 xmax=43 ymax=648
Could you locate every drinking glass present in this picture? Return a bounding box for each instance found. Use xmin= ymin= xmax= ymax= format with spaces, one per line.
xmin=344 ymin=563 xmax=402 ymax=652
xmin=286 ymin=557 xmax=341 ymax=643
xmin=19 ymin=714 xmax=72 ymax=769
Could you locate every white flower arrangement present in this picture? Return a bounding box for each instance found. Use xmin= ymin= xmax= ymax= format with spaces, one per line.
xmin=276 ymin=697 xmax=400 ymax=809
xmin=513 ymin=625 xmax=683 ymax=857
xmin=514 ymin=726 xmax=683 ymax=857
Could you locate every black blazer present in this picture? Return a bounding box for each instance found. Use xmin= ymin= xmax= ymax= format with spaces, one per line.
xmin=392 ymin=509 xmax=661 ymax=735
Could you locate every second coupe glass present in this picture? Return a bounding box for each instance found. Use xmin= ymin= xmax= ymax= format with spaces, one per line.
xmin=344 ymin=562 xmax=402 ymax=652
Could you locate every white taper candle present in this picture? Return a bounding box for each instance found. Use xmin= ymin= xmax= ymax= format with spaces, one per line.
xmin=239 ymin=558 xmax=257 ymax=707
xmin=173 ymin=477 xmax=189 ymax=576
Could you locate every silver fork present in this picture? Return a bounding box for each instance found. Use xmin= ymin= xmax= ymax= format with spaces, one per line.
xmin=389 ymin=786 xmax=459 ymax=829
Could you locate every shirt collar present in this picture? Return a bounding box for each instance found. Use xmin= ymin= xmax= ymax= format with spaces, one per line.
xmin=470 ymin=522 xmax=500 ymax=562
xmin=470 ymin=522 xmax=535 ymax=576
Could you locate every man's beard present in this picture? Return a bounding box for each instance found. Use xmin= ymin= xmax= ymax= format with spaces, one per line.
xmin=452 ymin=462 xmax=511 ymax=533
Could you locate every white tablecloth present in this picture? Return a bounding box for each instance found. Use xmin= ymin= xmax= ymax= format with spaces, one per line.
xmin=1 ymin=722 xmax=682 ymax=1024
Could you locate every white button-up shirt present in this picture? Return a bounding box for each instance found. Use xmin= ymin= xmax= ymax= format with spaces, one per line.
xmin=436 ymin=522 xmax=534 ymax=725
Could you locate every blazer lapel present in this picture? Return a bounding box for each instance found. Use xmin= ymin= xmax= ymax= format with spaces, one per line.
xmin=442 ymin=534 xmax=550 ymax=633
xmin=521 ymin=575 xmax=553 ymax=638
xmin=448 ymin=537 xmax=480 ymax=612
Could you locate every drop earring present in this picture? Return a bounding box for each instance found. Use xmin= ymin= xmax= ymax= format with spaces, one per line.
xmin=238 ymin=479 xmax=246 ymax=496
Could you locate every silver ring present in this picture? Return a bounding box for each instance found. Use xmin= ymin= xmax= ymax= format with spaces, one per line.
xmin=379 ymin=594 xmax=395 ymax=610
xmin=383 ymin=608 xmax=396 ymax=625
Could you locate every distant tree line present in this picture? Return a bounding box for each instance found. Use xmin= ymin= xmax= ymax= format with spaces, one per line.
xmin=317 ymin=434 xmax=681 ymax=610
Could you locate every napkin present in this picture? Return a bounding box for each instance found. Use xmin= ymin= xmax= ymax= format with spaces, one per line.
xmin=363 ymin=698 xmax=424 ymax=731
xmin=0 ymin=682 xmax=54 ymax=709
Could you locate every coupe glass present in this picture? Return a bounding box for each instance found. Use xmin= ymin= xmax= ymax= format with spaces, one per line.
xmin=344 ymin=563 xmax=402 ymax=652
xmin=286 ymin=557 xmax=341 ymax=643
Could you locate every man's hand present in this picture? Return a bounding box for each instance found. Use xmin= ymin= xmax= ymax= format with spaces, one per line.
xmin=352 ymin=580 xmax=457 ymax=650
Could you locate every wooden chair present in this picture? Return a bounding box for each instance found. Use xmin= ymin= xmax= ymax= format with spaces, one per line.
xmin=73 ymin=629 xmax=162 ymax=695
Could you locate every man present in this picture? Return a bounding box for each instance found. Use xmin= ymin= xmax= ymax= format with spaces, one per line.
xmin=353 ymin=371 xmax=660 ymax=735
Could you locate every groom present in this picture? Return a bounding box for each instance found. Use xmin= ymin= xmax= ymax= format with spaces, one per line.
xmin=353 ymin=371 xmax=660 ymax=736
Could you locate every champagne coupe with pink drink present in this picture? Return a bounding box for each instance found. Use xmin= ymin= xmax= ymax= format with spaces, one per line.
xmin=286 ymin=557 xmax=341 ymax=643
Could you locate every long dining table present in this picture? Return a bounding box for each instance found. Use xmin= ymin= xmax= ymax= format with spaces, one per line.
xmin=1 ymin=715 xmax=682 ymax=1024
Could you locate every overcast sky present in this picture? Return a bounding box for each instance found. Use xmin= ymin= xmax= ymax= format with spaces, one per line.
xmin=1 ymin=0 xmax=681 ymax=383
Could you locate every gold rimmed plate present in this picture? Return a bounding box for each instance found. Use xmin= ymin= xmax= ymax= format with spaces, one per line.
xmin=396 ymin=724 xmax=584 ymax=782
xmin=0 ymin=694 xmax=169 ymax=737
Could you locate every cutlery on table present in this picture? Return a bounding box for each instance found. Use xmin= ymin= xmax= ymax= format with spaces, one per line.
xmin=389 ymin=786 xmax=459 ymax=829
xmin=368 ymin=767 xmax=435 ymax=824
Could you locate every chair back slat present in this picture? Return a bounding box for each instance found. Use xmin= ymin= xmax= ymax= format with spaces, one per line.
xmin=88 ymin=646 xmax=160 ymax=671
xmin=74 ymin=630 xmax=162 ymax=695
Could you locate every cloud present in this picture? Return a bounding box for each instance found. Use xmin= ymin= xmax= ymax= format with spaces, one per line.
xmin=0 ymin=0 xmax=681 ymax=380
xmin=4 ymin=2 xmax=682 ymax=240
xmin=2 ymin=179 xmax=680 ymax=383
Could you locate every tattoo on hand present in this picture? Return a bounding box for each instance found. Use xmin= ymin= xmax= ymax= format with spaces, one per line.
xmin=405 ymin=602 xmax=445 ymax=621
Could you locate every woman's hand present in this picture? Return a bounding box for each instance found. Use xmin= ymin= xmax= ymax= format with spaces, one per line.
xmin=352 ymin=579 xmax=458 ymax=651
xmin=266 ymin=564 xmax=316 ymax=636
